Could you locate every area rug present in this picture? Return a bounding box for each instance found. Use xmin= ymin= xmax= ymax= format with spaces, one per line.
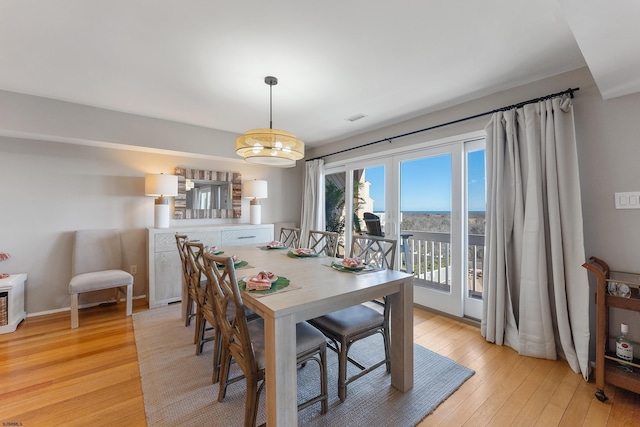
xmin=133 ymin=304 xmax=474 ymax=427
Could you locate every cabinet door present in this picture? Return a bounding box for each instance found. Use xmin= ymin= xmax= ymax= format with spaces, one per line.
xmin=153 ymin=251 xmax=182 ymax=306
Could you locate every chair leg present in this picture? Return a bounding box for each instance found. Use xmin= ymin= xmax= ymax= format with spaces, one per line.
xmin=245 ymin=378 xmax=260 ymax=427
xmin=71 ymin=293 xmax=79 ymax=329
xmin=218 ymin=350 xmax=232 ymax=402
xmin=383 ymin=326 xmax=391 ymax=373
xmin=320 ymin=346 xmax=328 ymax=414
xmin=125 ymin=284 xmax=133 ymax=316
xmin=195 ymin=315 xmax=205 ymax=355
xmin=184 ymin=295 xmax=193 ymax=327
xmin=212 ymin=329 xmax=222 ymax=384
xmin=338 ymin=337 xmax=349 ymax=402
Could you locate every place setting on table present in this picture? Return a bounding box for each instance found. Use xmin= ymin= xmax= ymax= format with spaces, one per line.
xmin=257 ymin=239 xmax=289 ymax=250
xmin=206 ymin=246 xmax=251 ymax=270
xmin=286 ymin=247 xmax=321 ymax=258
xmin=236 ymin=268 xmax=301 ymax=298
xmin=328 ymin=256 xmax=379 ymax=274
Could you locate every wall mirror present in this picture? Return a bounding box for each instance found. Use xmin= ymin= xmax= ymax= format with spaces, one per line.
xmin=174 ymin=167 xmax=242 ymax=219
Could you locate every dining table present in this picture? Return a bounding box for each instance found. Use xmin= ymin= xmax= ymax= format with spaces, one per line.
xmin=220 ymin=244 xmax=415 ymax=426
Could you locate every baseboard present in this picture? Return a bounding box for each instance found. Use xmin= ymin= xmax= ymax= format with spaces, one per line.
xmin=413 ymin=303 xmax=481 ymax=328
xmin=27 ymin=295 xmax=147 ymax=318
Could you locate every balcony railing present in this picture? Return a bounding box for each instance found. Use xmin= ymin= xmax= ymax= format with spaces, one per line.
xmin=401 ymin=230 xmax=484 ymax=298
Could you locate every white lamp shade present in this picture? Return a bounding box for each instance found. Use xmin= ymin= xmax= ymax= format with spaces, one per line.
xmin=145 ymin=174 xmax=178 ymax=197
xmin=244 ymin=179 xmax=268 ymax=199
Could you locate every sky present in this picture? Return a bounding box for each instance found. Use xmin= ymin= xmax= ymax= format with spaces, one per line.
xmin=366 ymin=149 xmax=486 ymax=212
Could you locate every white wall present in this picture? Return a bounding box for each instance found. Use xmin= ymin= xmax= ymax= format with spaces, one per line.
xmin=0 ymin=136 xmax=303 ymax=314
xmin=308 ymin=66 xmax=640 ymax=357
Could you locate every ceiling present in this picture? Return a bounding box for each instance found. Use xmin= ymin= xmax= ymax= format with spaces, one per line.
xmin=0 ymin=0 xmax=637 ymax=149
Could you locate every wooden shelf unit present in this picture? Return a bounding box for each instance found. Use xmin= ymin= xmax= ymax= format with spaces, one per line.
xmin=583 ymin=256 xmax=640 ymax=402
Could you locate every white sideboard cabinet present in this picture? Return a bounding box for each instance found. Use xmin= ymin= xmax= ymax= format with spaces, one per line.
xmin=147 ymin=224 xmax=274 ymax=308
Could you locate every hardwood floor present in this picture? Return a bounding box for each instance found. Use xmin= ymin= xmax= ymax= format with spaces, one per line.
xmin=1 ymin=300 xmax=638 ymax=426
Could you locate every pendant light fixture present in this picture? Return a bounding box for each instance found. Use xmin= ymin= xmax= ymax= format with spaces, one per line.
xmin=235 ymin=76 xmax=304 ymax=167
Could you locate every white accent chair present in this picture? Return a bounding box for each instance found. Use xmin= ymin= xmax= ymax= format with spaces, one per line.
xmin=68 ymin=229 xmax=133 ymax=329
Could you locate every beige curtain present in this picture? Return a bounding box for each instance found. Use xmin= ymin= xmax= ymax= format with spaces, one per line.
xmin=482 ymin=96 xmax=590 ymax=380
xmin=300 ymin=159 xmax=325 ymax=244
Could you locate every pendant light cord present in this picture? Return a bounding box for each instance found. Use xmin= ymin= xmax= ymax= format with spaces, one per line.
xmin=269 ymin=82 xmax=273 ymax=130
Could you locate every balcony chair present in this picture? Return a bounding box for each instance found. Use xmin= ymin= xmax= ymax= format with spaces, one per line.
xmin=307 ymin=230 xmax=339 ymax=257
xmin=309 ymin=234 xmax=397 ymax=401
xmin=363 ymin=212 xmax=384 ymax=236
xmin=68 ymin=229 xmax=133 ymax=329
xmin=279 ymin=227 xmax=301 ymax=248
xmin=363 ymin=212 xmax=413 ymax=274
xmin=203 ymin=252 xmax=328 ymax=426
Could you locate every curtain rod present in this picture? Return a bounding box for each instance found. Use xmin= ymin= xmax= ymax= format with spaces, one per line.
xmin=307 ymin=87 xmax=579 ymax=161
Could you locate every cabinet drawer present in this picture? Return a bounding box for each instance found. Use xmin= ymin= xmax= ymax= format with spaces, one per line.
xmin=185 ymin=232 xmax=222 ymax=249
xmin=221 ymin=227 xmax=272 ymax=246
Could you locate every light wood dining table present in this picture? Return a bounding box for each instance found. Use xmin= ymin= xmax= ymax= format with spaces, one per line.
xmin=224 ymin=244 xmax=414 ymax=426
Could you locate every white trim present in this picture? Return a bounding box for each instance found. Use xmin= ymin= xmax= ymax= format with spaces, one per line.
xmin=323 ymin=130 xmax=484 ymax=169
xmin=0 ymin=129 xmax=248 ymax=163
xmin=26 ymin=295 xmax=147 ymax=318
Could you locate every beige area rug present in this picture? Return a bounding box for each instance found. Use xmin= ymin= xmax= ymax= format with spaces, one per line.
xmin=133 ymin=304 xmax=474 ymax=427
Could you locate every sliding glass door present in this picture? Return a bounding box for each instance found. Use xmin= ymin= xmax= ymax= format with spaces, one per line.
xmin=324 ymin=132 xmax=485 ymax=320
xmin=397 ymin=144 xmax=464 ymax=316
xmin=465 ymin=141 xmax=485 ymax=319
xmin=325 ymin=171 xmax=347 ymax=256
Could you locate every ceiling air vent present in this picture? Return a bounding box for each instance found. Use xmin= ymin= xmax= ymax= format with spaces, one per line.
xmin=345 ymin=113 xmax=367 ymax=122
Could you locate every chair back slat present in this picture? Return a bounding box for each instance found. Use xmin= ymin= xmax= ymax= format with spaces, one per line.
xmin=351 ymin=235 xmax=397 ymax=270
xmin=202 ymin=252 xmax=257 ymax=382
xmin=175 ymin=234 xmax=189 ymax=283
xmin=184 ymin=241 xmax=207 ymax=298
xmin=308 ymin=230 xmax=338 ymax=257
xmin=279 ymin=227 xmax=301 ymax=248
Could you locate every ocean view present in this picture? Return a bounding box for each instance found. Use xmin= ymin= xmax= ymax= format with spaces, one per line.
xmin=375 ymin=211 xmax=487 ymax=235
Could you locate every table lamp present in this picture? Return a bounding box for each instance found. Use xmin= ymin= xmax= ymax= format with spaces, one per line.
xmin=244 ymin=179 xmax=268 ymax=225
xmin=145 ymin=173 xmax=178 ymax=228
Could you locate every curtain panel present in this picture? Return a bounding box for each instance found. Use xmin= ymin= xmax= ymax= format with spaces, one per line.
xmin=482 ymin=96 xmax=590 ymax=380
xmin=300 ymin=159 xmax=325 ymax=245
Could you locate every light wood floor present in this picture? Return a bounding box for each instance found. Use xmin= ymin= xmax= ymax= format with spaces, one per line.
xmin=1 ymin=300 xmax=638 ymax=426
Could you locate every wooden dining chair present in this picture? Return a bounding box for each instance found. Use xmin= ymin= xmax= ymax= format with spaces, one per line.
xmin=183 ymin=241 xmax=216 ymax=356
xmin=279 ymin=227 xmax=301 ymax=248
xmin=192 ymin=243 xmax=261 ymax=382
xmin=351 ymin=234 xmax=396 ymax=270
xmin=203 ymin=252 xmax=328 ymax=426
xmin=307 ymin=230 xmax=339 ymax=257
xmin=309 ymin=234 xmax=397 ymax=401
xmin=175 ymin=234 xmax=197 ymax=328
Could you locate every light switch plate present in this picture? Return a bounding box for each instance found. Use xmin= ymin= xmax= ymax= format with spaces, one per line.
xmin=615 ymin=192 xmax=640 ymax=209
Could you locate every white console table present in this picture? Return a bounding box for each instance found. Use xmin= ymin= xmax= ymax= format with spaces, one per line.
xmin=147 ymin=224 xmax=273 ymax=308
xmin=0 ymin=273 xmax=27 ymax=334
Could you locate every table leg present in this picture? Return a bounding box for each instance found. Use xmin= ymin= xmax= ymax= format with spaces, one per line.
xmin=263 ymin=313 xmax=298 ymax=426
xmin=389 ymin=277 xmax=414 ymax=391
